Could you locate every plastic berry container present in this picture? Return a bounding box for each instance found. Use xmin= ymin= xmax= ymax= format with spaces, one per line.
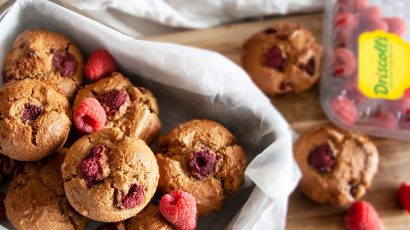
xmin=321 ymin=0 xmax=410 ymax=140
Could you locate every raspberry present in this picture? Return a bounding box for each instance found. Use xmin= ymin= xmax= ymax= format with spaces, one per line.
xmin=345 ymin=201 xmax=384 ymax=230
xmin=358 ymin=7 xmax=382 ymax=23
xmin=98 ymin=90 xmax=129 ymax=114
xmin=386 ymin=97 xmax=410 ymax=116
xmin=334 ymin=12 xmax=359 ymax=47
xmin=331 ymin=96 xmax=358 ymax=125
xmin=52 ymin=52 xmax=77 ymax=77
xmin=264 ymin=45 xmax=287 ymax=71
xmin=308 ymin=144 xmax=335 ymax=173
xmin=399 ymin=182 xmax=410 ymax=214
xmin=159 ymin=190 xmax=197 ymax=230
xmin=74 ymin=97 xmax=106 ymax=133
xmin=362 ymin=19 xmax=388 ymax=33
xmin=332 ymin=48 xmax=357 ymax=78
xmin=119 ymin=184 xmax=144 ymax=209
xmin=298 ymin=57 xmax=316 ymax=76
xmin=368 ymin=110 xmax=397 ymax=129
xmin=189 ymin=149 xmax=221 ymax=179
xmin=0 ymin=192 xmax=5 ymax=222
xmin=334 ymin=12 xmax=358 ymax=28
xmin=22 ymin=103 xmax=43 ymax=122
xmin=78 ymin=145 xmax=106 ymax=187
xmin=342 ymin=76 xmax=366 ymax=104
xmin=85 ymin=50 xmax=116 ymax=81
xmin=383 ymin=17 xmax=407 ymax=37
xmin=338 ymin=0 xmax=369 ymax=12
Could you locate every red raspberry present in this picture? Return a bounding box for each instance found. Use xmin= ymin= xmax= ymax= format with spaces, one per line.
xmin=159 ymin=190 xmax=197 ymax=230
xmin=400 ymin=182 xmax=410 ymax=214
xmin=264 ymin=45 xmax=287 ymax=71
xmin=342 ymin=76 xmax=366 ymax=104
xmin=0 ymin=192 xmax=5 ymax=222
xmin=98 ymin=90 xmax=129 ymax=115
xmin=362 ymin=19 xmax=388 ymax=33
xmin=368 ymin=110 xmax=398 ymax=129
xmin=345 ymin=201 xmax=384 ymax=230
xmin=22 ymin=103 xmax=43 ymax=122
xmin=331 ymin=96 xmax=358 ymax=125
xmin=308 ymin=144 xmax=335 ymax=173
xmin=338 ymin=0 xmax=369 ymax=12
xmin=332 ymin=48 xmax=357 ymax=78
xmin=74 ymin=97 xmax=106 ymax=133
xmin=52 ymin=52 xmax=77 ymax=77
xmin=85 ymin=50 xmax=116 ymax=81
xmin=78 ymin=145 xmax=106 ymax=187
xmin=383 ymin=17 xmax=407 ymax=37
xmin=358 ymin=6 xmax=382 ymax=23
xmin=189 ymin=149 xmax=221 ymax=179
xmin=119 ymin=184 xmax=144 ymax=209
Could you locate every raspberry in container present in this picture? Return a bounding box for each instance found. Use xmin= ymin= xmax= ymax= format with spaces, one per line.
xmin=321 ymin=0 xmax=410 ymax=139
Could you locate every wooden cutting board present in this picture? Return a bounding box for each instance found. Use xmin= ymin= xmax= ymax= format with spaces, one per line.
xmin=142 ymin=13 xmax=410 ymax=230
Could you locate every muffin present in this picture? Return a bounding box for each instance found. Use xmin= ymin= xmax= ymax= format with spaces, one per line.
xmin=156 ymin=119 xmax=247 ymax=216
xmin=294 ymin=124 xmax=379 ymax=206
xmin=62 ymin=128 xmax=159 ymax=222
xmin=127 ymin=204 xmax=174 ymax=230
xmin=242 ymin=22 xmax=323 ymax=96
xmin=4 ymin=149 xmax=88 ymax=230
xmin=3 ymin=29 xmax=84 ymax=99
xmin=0 ymin=79 xmax=71 ymax=161
xmin=72 ymin=72 xmax=160 ymax=144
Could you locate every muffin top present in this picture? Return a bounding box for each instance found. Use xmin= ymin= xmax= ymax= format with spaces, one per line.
xmin=0 ymin=79 xmax=71 ymax=161
xmin=62 ymin=128 xmax=159 ymax=222
xmin=127 ymin=204 xmax=174 ymax=230
xmin=3 ymin=29 xmax=84 ymax=99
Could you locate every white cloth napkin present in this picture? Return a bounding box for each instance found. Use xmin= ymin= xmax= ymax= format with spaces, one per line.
xmin=59 ymin=0 xmax=325 ymax=37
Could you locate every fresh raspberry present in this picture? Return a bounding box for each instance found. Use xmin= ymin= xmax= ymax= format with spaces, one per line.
xmin=264 ymin=45 xmax=287 ymax=71
xmin=119 ymin=184 xmax=144 ymax=209
xmin=334 ymin=12 xmax=358 ymax=28
xmin=399 ymin=182 xmax=410 ymax=214
xmin=344 ymin=201 xmax=385 ymax=230
xmin=342 ymin=76 xmax=366 ymax=104
xmin=52 ymin=52 xmax=77 ymax=77
xmin=0 ymin=192 xmax=5 ymax=222
xmin=74 ymin=97 xmax=106 ymax=133
xmin=361 ymin=19 xmax=388 ymax=33
xmin=298 ymin=58 xmax=316 ymax=76
xmin=338 ymin=0 xmax=369 ymax=12
xmin=22 ymin=103 xmax=43 ymax=122
xmin=368 ymin=110 xmax=398 ymax=129
xmin=331 ymin=96 xmax=358 ymax=125
xmin=189 ymin=149 xmax=221 ymax=179
xmin=159 ymin=190 xmax=197 ymax=230
xmin=334 ymin=12 xmax=359 ymax=47
xmin=90 ymin=145 xmax=106 ymax=158
xmin=308 ymin=144 xmax=335 ymax=173
xmin=386 ymin=97 xmax=410 ymax=116
xmin=332 ymin=48 xmax=357 ymax=78
xmin=98 ymin=90 xmax=129 ymax=115
xmin=358 ymin=6 xmax=382 ymax=23
xmin=383 ymin=17 xmax=407 ymax=37
xmin=85 ymin=50 xmax=116 ymax=81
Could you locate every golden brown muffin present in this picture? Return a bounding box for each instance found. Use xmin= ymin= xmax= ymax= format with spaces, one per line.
xmin=242 ymin=22 xmax=323 ymax=96
xmin=3 ymin=29 xmax=84 ymax=99
xmin=294 ymin=124 xmax=379 ymax=206
xmin=127 ymin=204 xmax=174 ymax=230
xmin=4 ymin=149 xmax=88 ymax=230
xmin=156 ymin=119 xmax=246 ymax=216
xmin=0 ymin=79 xmax=71 ymax=161
xmin=72 ymin=72 xmax=160 ymax=144
xmin=62 ymin=128 xmax=159 ymax=222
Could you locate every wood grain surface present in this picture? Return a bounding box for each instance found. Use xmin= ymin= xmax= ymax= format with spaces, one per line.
xmin=142 ymin=13 xmax=410 ymax=230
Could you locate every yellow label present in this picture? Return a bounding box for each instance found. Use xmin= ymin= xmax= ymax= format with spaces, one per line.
xmin=358 ymin=31 xmax=410 ymax=100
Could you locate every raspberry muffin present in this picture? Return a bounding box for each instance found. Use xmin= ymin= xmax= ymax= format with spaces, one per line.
xmin=156 ymin=120 xmax=247 ymax=216
xmin=0 ymin=79 xmax=71 ymax=161
xmin=62 ymin=128 xmax=159 ymax=222
xmin=127 ymin=204 xmax=174 ymax=230
xmin=294 ymin=124 xmax=379 ymax=206
xmin=73 ymin=72 xmax=160 ymax=144
xmin=4 ymin=149 xmax=88 ymax=230
xmin=3 ymin=29 xmax=84 ymax=99
xmin=242 ymin=22 xmax=323 ymax=96
xmin=0 ymin=154 xmax=15 ymax=184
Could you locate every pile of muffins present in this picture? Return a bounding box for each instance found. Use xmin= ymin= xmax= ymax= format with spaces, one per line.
xmin=0 ymin=29 xmax=247 ymax=230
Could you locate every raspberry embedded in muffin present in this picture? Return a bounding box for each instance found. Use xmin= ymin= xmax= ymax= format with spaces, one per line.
xmin=118 ymin=183 xmax=145 ymax=209
xmin=22 ymin=103 xmax=43 ymax=122
xmin=189 ymin=149 xmax=221 ymax=179
xmin=308 ymin=144 xmax=335 ymax=173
